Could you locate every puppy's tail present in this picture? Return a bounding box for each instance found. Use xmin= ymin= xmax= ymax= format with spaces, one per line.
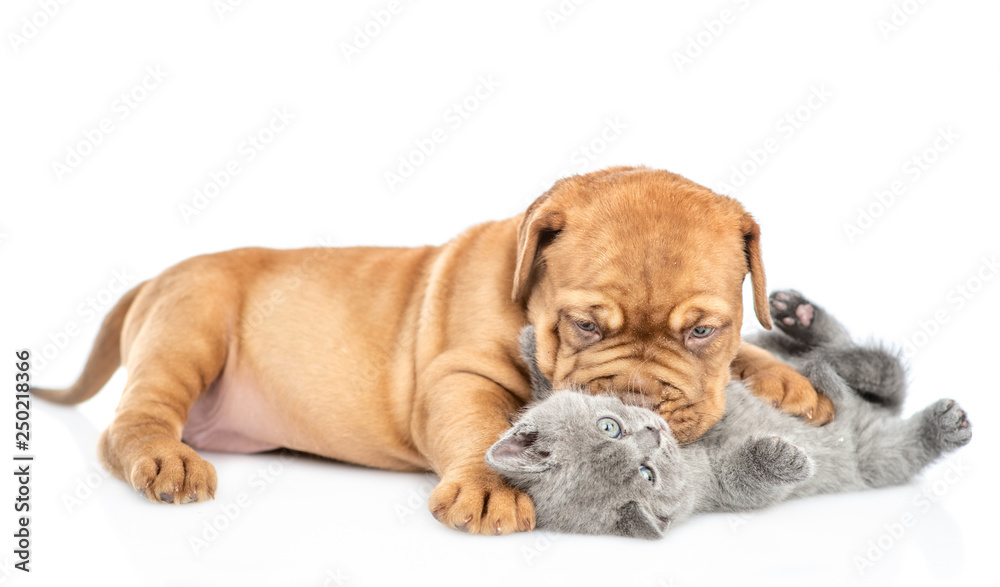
xmin=32 ymin=281 xmax=146 ymax=405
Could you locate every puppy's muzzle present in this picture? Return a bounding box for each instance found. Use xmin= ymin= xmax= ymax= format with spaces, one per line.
xmin=581 ymin=372 xmax=680 ymax=412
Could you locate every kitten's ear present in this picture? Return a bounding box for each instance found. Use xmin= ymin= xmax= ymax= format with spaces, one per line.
xmin=486 ymin=426 xmax=551 ymax=474
xmin=614 ymin=501 xmax=666 ymax=540
xmin=519 ymin=325 xmax=553 ymax=401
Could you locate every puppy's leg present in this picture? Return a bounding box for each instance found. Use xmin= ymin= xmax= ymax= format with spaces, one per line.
xmin=412 ymin=370 xmax=535 ymax=535
xmin=732 ymin=343 xmax=835 ymax=425
xmin=99 ymin=284 xmax=229 ymax=504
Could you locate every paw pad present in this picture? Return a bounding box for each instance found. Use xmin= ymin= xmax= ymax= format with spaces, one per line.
xmin=770 ymin=290 xmax=813 ymax=329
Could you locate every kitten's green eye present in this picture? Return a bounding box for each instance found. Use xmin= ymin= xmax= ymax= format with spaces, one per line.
xmin=639 ymin=465 xmax=655 ymax=484
xmin=691 ymin=326 xmax=715 ymax=338
xmin=597 ymin=417 xmax=621 ymax=439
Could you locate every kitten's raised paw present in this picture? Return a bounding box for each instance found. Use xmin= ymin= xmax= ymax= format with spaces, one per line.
xmin=744 ymin=436 xmax=814 ymax=484
xmin=924 ymin=399 xmax=972 ymax=449
xmin=771 ymin=290 xmax=816 ymax=334
xmin=769 ymin=290 xmax=848 ymax=349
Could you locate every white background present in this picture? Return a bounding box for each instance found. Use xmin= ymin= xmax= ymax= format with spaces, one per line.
xmin=2 ymin=1 xmax=998 ymax=585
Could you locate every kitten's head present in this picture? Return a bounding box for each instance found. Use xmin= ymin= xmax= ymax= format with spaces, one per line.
xmin=486 ymin=391 xmax=691 ymax=539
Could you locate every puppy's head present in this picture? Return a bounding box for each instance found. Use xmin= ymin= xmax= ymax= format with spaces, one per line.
xmin=513 ymin=166 xmax=771 ymax=443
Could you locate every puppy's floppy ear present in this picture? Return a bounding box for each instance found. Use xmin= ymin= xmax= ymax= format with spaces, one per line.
xmin=513 ymin=169 xmax=645 ymax=303
xmin=512 ymin=190 xmax=566 ymax=304
xmin=486 ymin=426 xmax=550 ymax=474
xmin=741 ymin=213 xmax=772 ymax=330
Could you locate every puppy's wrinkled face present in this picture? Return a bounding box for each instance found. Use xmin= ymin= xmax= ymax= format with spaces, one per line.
xmin=512 ymin=167 xmax=771 ymax=444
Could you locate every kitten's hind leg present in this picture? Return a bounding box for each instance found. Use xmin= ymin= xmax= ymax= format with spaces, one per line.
xmin=823 ymin=346 xmax=907 ymax=412
xmin=856 ymin=399 xmax=971 ymax=487
xmin=769 ymin=290 xmax=851 ymax=350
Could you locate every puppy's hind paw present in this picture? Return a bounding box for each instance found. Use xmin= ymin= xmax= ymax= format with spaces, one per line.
xmin=123 ymin=439 xmax=217 ymax=504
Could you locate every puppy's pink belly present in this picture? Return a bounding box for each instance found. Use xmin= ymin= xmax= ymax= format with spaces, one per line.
xmin=183 ymin=371 xmax=281 ymax=453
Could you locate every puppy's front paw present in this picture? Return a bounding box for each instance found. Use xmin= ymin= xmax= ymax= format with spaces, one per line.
xmin=745 ymin=361 xmax=835 ymax=426
xmin=745 ymin=436 xmax=814 ymax=485
xmin=924 ymin=399 xmax=972 ymax=449
xmin=429 ymin=465 xmax=535 ymax=535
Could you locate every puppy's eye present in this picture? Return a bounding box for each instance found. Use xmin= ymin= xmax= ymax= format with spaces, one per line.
xmin=639 ymin=465 xmax=655 ymax=484
xmin=571 ymin=319 xmax=602 ymax=343
xmin=690 ymin=326 xmax=715 ymax=338
xmin=597 ymin=417 xmax=621 ymax=438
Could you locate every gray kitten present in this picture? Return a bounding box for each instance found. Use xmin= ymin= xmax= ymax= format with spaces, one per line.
xmin=486 ymin=290 xmax=972 ymax=539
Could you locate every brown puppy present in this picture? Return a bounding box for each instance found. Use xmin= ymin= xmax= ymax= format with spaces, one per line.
xmin=35 ymin=166 xmax=832 ymax=535
xmin=519 ymin=170 xmax=832 ymax=439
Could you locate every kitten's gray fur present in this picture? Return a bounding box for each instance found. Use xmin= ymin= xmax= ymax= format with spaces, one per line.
xmin=487 ymin=290 xmax=972 ymax=539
